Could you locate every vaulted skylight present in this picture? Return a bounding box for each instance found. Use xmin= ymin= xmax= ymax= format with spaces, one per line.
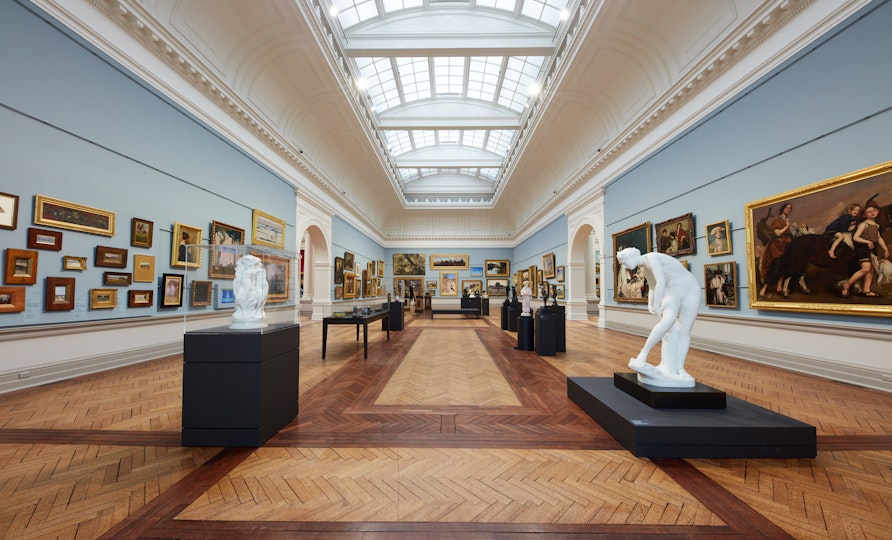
xmin=323 ymin=0 xmax=575 ymax=206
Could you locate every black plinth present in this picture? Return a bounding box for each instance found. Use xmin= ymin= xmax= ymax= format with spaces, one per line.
xmin=506 ymin=302 xmax=521 ymax=331
xmin=516 ymin=316 xmax=534 ymax=350
xmin=568 ymin=377 xmax=816 ymax=458
xmin=534 ymin=309 xmax=558 ymax=356
xmin=613 ymin=372 xmax=726 ymax=409
xmin=386 ymin=301 xmax=403 ymax=331
xmin=182 ymin=322 xmax=300 ymax=447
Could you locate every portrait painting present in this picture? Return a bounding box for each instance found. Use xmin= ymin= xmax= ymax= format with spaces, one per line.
xmin=334 ymin=256 xmax=344 ymax=285
xmin=161 ymin=273 xmax=184 ymax=307
xmin=612 ymin=222 xmax=652 ymax=303
xmin=706 ymin=220 xmax=732 ymax=256
xmin=654 ymin=213 xmax=695 ymax=257
xmin=745 ymin=159 xmax=892 ymax=317
xmin=171 ymin=222 xmax=202 ymax=269
xmin=704 ymin=262 xmax=737 ymax=309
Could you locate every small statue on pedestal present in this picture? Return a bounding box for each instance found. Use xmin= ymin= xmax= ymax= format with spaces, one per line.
xmin=230 ymin=255 xmax=269 ymax=329
xmin=520 ymin=280 xmax=532 ymax=316
xmin=511 ymin=285 xmax=518 ymax=303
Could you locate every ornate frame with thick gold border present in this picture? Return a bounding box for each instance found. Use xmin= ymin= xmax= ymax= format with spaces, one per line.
xmin=745 ymin=159 xmax=892 ymax=317
xmin=612 ymin=222 xmax=652 ymax=304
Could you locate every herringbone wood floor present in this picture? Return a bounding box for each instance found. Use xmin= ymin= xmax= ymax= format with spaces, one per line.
xmin=0 ymin=311 xmax=890 ymax=539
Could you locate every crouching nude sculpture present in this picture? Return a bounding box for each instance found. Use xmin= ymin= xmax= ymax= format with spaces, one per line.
xmin=616 ymin=247 xmax=701 ymax=388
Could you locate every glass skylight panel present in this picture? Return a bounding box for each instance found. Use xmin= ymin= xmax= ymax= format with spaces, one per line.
xmin=438 ymin=130 xmax=460 ymax=144
xmin=498 ymin=56 xmax=544 ymax=112
xmin=331 ymin=0 xmax=379 ymax=29
xmin=478 ymin=168 xmax=500 ymax=182
xmin=382 ymin=0 xmax=423 ymax=14
xmin=399 ymin=168 xmax=418 ymax=181
xmin=384 ymin=130 xmax=413 ymax=156
xmin=485 ymin=129 xmax=515 ymax=156
xmin=476 ymin=0 xmax=518 ymax=14
xmin=396 ymin=57 xmax=431 ymax=103
xmin=467 ymin=57 xmax=503 ymax=102
xmin=355 ymin=57 xmax=400 ymax=111
xmin=413 ymin=130 xmax=437 ymax=149
xmin=462 ymin=130 xmax=487 ymax=149
xmin=521 ymin=0 xmax=568 ymax=26
xmin=433 ymin=57 xmax=466 ymax=95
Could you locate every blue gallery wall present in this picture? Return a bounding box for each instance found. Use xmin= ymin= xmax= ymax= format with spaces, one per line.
xmin=0 ymin=1 xmax=296 ymax=327
xmin=603 ymin=0 xmax=892 ymax=330
xmin=514 ymin=215 xmax=568 ymax=284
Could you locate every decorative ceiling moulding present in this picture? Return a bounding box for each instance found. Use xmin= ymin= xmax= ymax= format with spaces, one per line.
xmin=77 ymin=0 xmax=386 ymax=236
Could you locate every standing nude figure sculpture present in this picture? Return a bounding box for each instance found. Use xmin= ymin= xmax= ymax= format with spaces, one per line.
xmin=616 ymin=247 xmax=701 ymax=387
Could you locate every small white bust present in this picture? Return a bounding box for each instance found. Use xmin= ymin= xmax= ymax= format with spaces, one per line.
xmin=230 ymin=255 xmax=269 ymax=329
xmin=520 ymin=280 xmax=532 ymax=316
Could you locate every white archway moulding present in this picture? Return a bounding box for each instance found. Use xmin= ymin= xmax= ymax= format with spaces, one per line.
xmin=295 ymin=216 xmax=333 ymax=321
xmin=565 ymin=196 xmax=605 ymax=324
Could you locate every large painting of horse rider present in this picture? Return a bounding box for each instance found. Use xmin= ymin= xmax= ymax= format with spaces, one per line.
xmin=745 ymin=160 xmax=892 ymax=317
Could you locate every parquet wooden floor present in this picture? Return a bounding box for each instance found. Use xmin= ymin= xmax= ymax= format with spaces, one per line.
xmin=0 ymin=311 xmax=890 ymax=539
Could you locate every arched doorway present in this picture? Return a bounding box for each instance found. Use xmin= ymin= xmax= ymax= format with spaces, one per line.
xmin=565 ymin=197 xmax=605 ymax=323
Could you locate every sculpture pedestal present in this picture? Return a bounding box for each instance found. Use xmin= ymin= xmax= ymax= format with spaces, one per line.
xmin=613 ymin=372 xmax=726 ymax=408
xmin=515 ymin=316 xmax=534 ymax=351
xmin=534 ymin=308 xmax=558 ymax=356
xmin=182 ymin=322 xmax=299 ymax=447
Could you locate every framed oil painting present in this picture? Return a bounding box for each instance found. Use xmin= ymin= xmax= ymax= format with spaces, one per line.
xmin=469 ymin=265 xmax=484 ymax=277
xmin=62 ymin=256 xmax=87 ymax=271
xmin=706 ymin=220 xmax=732 ymax=256
xmin=190 ymin=280 xmax=213 ymax=307
xmin=555 ymin=283 xmax=566 ymax=299
xmin=462 ymin=279 xmax=483 ymax=296
xmin=394 ymin=277 xmax=423 ymax=297
xmin=89 ymin=288 xmax=117 ymax=309
xmin=556 ymin=265 xmax=565 ymax=282
xmin=95 ymin=246 xmax=128 ymax=268
xmin=128 ymin=290 xmax=154 ymax=308
xmin=393 ymin=253 xmax=425 ymax=275
xmin=745 ymin=159 xmax=892 ymax=317
xmin=133 ymin=254 xmax=155 ymax=282
xmin=160 ymin=273 xmax=184 ymax=307
xmin=612 ymin=221 xmax=652 ymax=303
xmin=209 ymin=221 xmax=244 ymax=279
xmin=131 ymin=218 xmax=154 ymax=248
xmin=486 ymin=278 xmax=509 ymax=296
xmin=704 ymin=262 xmax=737 ymax=309
xmin=542 ymin=252 xmax=556 ymax=278
xmin=44 ymin=277 xmax=75 ymax=311
xmin=430 ymin=254 xmax=469 ymax=270
xmin=34 ymin=195 xmax=115 ymax=236
xmin=334 ymin=285 xmax=343 ymax=300
xmin=4 ymin=249 xmax=38 ymax=285
xmin=103 ymin=271 xmax=132 ymax=286
xmin=344 ymin=251 xmax=355 ymax=272
xmin=0 ymin=286 xmax=26 ymax=313
xmin=27 ymin=228 xmax=62 ymax=251
xmin=425 ymin=279 xmax=438 ymax=294
xmin=334 ymin=256 xmax=344 ymax=285
xmin=439 ymin=271 xmax=458 ymax=296
xmin=215 ymin=286 xmax=235 ymax=310
xmin=377 ymin=260 xmax=385 ymax=277
xmin=171 ymin=222 xmax=202 ymax=269
xmin=252 ymin=209 xmax=285 ymax=249
xmin=343 ymin=272 xmax=356 ymax=298
xmin=654 ymin=213 xmax=695 ymax=257
xmin=257 ymin=253 xmax=290 ymax=303
xmin=0 ymin=192 xmax=19 ymax=230
xmin=485 ymin=259 xmax=510 ymax=277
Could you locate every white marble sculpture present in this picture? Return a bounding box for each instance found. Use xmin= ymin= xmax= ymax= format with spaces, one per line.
xmin=230 ymin=255 xmax=269 ymax=329
xmin=520 ymin=280 xmax=532 ymax=316
xmin=616 ymin=247 xmax=701 ymax=387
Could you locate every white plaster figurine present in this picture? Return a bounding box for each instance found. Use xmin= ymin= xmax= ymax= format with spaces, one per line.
xmin=615 ymin=247 xmax=701 ymax=387
xmin=520 ymin=280 xmax=532 ymax=316
xmin=230 ymin=255 xmax=269 ymax=329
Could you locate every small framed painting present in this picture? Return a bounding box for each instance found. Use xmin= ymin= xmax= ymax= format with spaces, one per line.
xmin=542 ymin=252 xmax=556 ymax=279
xmin=160 ymin=273 xmax=184 ymax=307
xmin=215 ymin=286 xmax=236 ymax=309
xmin=128 ymin=290 xmax=154 ymax=308
xmin=0 ymin=286 xmax=26 ymax=313
xmin=462 ymin=279 xmax=483 ymax=296
xmin=612 ymin=221 xmax=652 ymax=304
xmin=252 ymin=209 xmax=286 ymax=249
xmin=95 ymin=246 xmax=128 ymax=268
xmin=4 ymin=249 xmax=38 ymax=285
xmin=27 ymin=227 xmax=62 ymax=251
xmin=485 ymin=259 xmax=510 ymax=277
xmin=486 ymin=278 xmax=509 ymax=296
xmin=171 ymin=222 xmax=202 ymax=269
xmin=439 ymin=271 xmax=458 ymax=296
xmin=704 ymin=261 xmax=738 ymax=308
xmin=209 ymin=220 xmax=244 ymax=279
xmin=103 ymin=271 xmax=132 ymax=286
xmin=89 ymin=288 xmax=117 ymax=309
xmin=62 ymin=256 xmax=87 ymax=271
xmin=706 ymin=220 xmax=732 ymax=256
xmin=34 ymin=195 xmax=115 ymax=236
xmin=256 ymin=253 xmax=290 ymax=303
xmin=654 ymin=213 xmax=696 ymax=257
xmin=556 ymin=265 xmax=565 ymax=282
xmin=190 ymin=280 xmax=213 ymax=307
xmin=0 ymin=192 xmax=19 ymax=230
xmin=44 ymin=277 xmax=75 ymax=311
xmin=469 ymin=265 xmax=484 ymax=277
xmin=133 ymin=254 xmax=155 ymax=282
xmin=131 ymin=217 xmax=154 ymax=248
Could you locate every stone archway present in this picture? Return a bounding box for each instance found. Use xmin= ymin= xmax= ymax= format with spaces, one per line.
xmin=565 ymin=197 xmax=605 ymax=322
xmin=295 ymin=221 xmax=332 ymax=321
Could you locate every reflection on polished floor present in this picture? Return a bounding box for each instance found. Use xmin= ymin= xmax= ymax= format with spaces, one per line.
xmin=0 ymin=312 xmax=891 ymax=538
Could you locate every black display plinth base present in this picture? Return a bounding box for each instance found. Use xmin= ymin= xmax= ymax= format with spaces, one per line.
xmin=182 ymin=322 xmax=300 ymax=447
xmin=386 ymin=301 xmax=403 ymax=331
xmin=613 ymin=372 xmax=727 ymax=409
xmin=516 ymin=316 xmax=534 ymax=350
xmin=506 ymin=303 xmax=521 ymax=331
xmin=568 ymin=377 xmax=816 ymax=458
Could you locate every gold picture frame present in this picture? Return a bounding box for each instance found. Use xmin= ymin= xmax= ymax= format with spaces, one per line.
xmin=89 ymin=288 xmax=117 ymax=309
xmin=210 ymin=221 xmax=245 ymax=279
xmin=705 ymin=262 xmax=738 ymax=309
xmin=485 ymin=259 xmax=510 ymax=277
xmin=133 ymin=254 xmax=155 ymax=282
xmin=255 ymin=253 xmax=291 ymax=303
xmin=439 ymin=271 xmax=458 ymax=296
xmin=542 ymin=252 xmax=556 ymax=278
xmin=190 ymin=280 xmax=213 ymax=307
xmin=612 ymin=222 xmax=652 ymax=303
xmin=252 ymin=209 xmax=286 ymax=249
xmin=462 ymin=279 xmax=483 ymax=296
xmin=0 ymin=286 xmax=26 ymax=313
xmin=171 ymin=222 xmax=202 ymax=269
xmin=430 ymin=254 xmax=469 ymax=270
xmin=34 ymin=195 xmax=115 ymax=236
xmin=0 ymin=192 xmax=19 ymax=230
xmin=131 ymin=217 xmax=154 ymax=248
xmin=4 ymin=248 xmax=38 ymax=285
xmin=745 ymin=159 xmax=892 ymax=317
xmin=706 ymin=220 xmax=732 ymax=256
xmin=62 ymin=256 xmax=87 ymax=271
